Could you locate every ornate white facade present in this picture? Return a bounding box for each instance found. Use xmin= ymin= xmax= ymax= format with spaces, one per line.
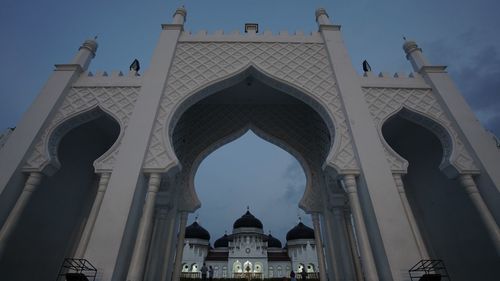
xmin=180 ymin=210 xmax=319 ymax=279
xmin=0 ymin=6 xmax=499 ymax=281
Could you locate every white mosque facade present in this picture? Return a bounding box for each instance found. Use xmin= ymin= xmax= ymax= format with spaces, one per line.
xmin=181 ymin=210 xmax=319 ymax=279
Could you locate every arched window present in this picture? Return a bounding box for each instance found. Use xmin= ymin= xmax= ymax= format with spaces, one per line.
xmin=254 ymin=262 xmax=263 ymax=273
xmin=298 ymin=263 xmax=305 ymax=273
xmin=243 ymin=261 xmax=253 ymax=273
xmin=307 ymin=264 xmax=315 ymax=273
xmin=191 ymin=263 xmax=198 ymax=272
xmin=233 ymin=261 xmax=242 ymax=273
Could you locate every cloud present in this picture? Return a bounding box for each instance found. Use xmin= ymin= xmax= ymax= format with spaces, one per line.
xmin=282 ymin=158 xmax=306 ymax=204
xmin=426 ymin=31 xmax=500 ymax=136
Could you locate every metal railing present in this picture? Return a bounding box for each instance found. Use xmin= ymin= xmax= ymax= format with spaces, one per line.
xmin=56 ymin=258 xmax=97 ymax=281
xmin=409 ymin=259 xmax=450 ymax=281
xmin=181 ymin=272 xmax=202 ymax=279
xmin=233 ymin=272 xmax=263 ymax=279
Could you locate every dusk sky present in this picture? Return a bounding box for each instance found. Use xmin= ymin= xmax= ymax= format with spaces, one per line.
xmin=1 ymin=0 xmax=499 ymax=244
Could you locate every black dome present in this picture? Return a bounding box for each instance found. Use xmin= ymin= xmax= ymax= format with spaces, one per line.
xmin=286 ymin=222 xmax=314 ymax=241
xmin=214 ymin=234 xmax=229 ymax=248
xmin=185 ymin=221 xmax=210 ymax=241
xmin=233 ymin=210 xmax=263 ymax=229
xmin=267 ymin=234 xmax=282 ymax=248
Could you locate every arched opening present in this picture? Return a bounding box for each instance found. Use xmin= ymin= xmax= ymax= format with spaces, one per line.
xmin=233 ymin=261 xmax=242 ymax=273
xmin=191 ymin=263 xmax=198 ymax=272
xmin=254 ymin=262 xmax=263 ymax=273
xmin=298 ymin=263 xmax=305 ymax=272
xmin=307 ymin=263 xmax=315 ymax=273
xmin=171 ymin=72 xmax=332 ymax=211
xmin=193 ymin=131 xmax=309 ymax=242
xmin=0 ymin=112 xmax=120 ymax=281
xmin=382 ymin=112 xmax=500 ymax=281
xmin=168 ymin=69 xmax=333 ymax=280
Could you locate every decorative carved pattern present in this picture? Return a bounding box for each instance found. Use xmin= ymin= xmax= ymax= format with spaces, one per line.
xmin=23 ymin=87 xmax=140 ymax=173
xmin=143 ymin=42 xmax=359 ymax=173
xmin=363 ymin=87 xmax=478 ymax=173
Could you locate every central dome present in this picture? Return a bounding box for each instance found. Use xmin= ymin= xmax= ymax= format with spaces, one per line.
xmin=233 ymin=209 xmax=263 ymax=229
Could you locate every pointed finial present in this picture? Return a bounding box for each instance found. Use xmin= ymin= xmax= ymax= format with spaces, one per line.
xmin=195 ymin=214 xmax=199 ymax=222
xmin=403 ymin=35 xmax=407 ymax=41
xmin=247 ymin=206 xmax=250 ymax=211
xmin=298 ymin=215 xmax=302 ymax=223
xmin=94 ymin=35 xmax=98 ymax=40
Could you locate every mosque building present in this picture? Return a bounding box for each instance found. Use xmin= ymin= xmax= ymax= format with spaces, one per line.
xmin=181 ymin=209 xmax=319 ymax=279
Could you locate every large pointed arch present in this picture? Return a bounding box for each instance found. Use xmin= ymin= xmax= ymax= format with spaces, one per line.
xmin=165 ymin=64 xmax=338 ymax=172
xmin=169 ymin=65 xmax=334 ymax=212
xmin=179 ymin=125 xmax=315 ymax=212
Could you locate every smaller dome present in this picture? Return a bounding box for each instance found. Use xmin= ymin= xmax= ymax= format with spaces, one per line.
xmin=214 ymin=233 xmax=229 ymax=248
xmin=185 ymin=221 xmax=210 ymax=241
xmin=267 ymin=234 xmax=282 ymax=248
xmin=286 ymin=222 xmax=314 ymax=241
xmin=233 ymin=209 xmax=263 ymax=229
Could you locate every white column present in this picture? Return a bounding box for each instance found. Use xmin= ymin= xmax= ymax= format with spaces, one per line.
xmin=144 ymin=208 xmax=170 ymax=280
xmin=127 ymin=173 xmax=162 ymax=281
xmin=161 ymin=206 xmax=179 ymax=281
xmin=342 ymin=175 xmax=378 ymax=281
xmin=172 ymin=212 xmax=188 ymax=281
xmin=322 ymin=209 xmax=340 ymax=281
xmin=343 ymin=207 xmax=363 ymax=281
xmin=392 ymin=174 xmax=429 ymax=259
xmin=311 ymin=213 xmax=328 ymax=281
xmin=0 ymin=172 xmax=43 ymax=257
xmin=74 ymin=172 xmax=111 ymax=258
xmin=332 ymin=207 xmax=356 ymax=281
xmin=459 ymin=174 xmax=500 ymax=254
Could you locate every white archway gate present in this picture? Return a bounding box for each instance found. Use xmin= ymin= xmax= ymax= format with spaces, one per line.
xmin=1 ymin=6 xmax=498 ymax=281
